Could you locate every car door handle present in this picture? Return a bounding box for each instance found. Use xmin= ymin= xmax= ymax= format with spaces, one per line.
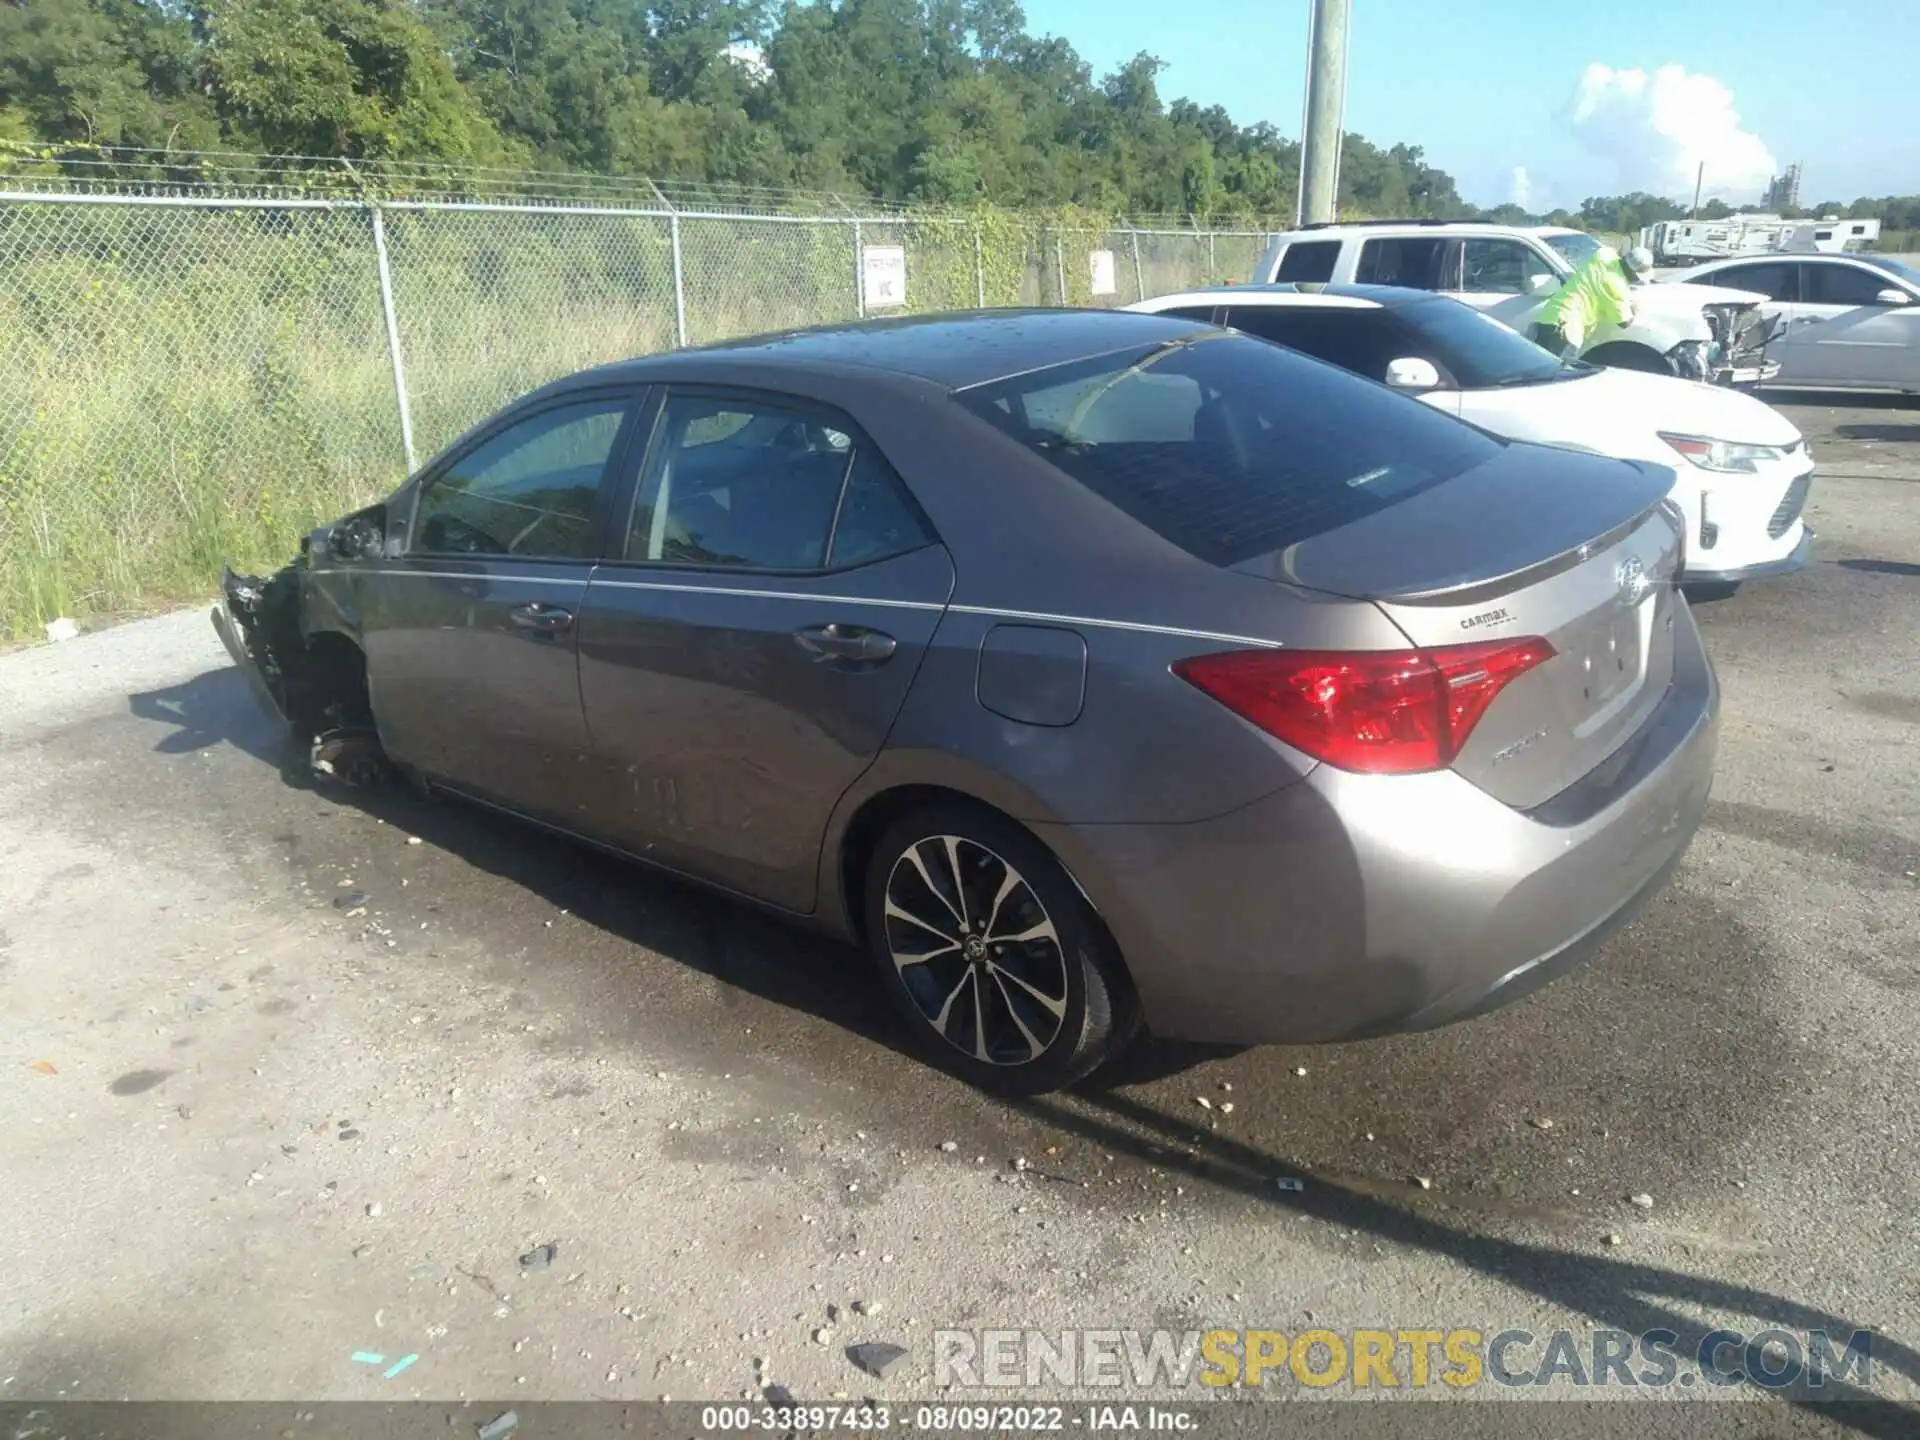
xmin=509 ymin=601 xmax=574 ymax=633
xmin=793 ymin=623 xmax=896 ymax=665
xmin=1796 ymin=315 xmax=1824 ymax=325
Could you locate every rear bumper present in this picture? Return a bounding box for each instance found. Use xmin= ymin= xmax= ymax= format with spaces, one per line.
xmin=1039 ymin=599 xmax=1719 ymax=1046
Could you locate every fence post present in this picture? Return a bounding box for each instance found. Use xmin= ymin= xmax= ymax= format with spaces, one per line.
xmin=669 ymin=213 xmax=688 ymax=347
xmin=1209 ymin=231 xmax=1217 ymax=282
xmin=1054 ymin=234 xmax=1067 ymax=306
xmin=1128 ymin=227 xmax=1144 ymax=301
xmin=852 ymin=219 xmax=865 ymax=319
xmin=368 ymin=204 xmax=417 ymax=473
xmin=643 ymin=178 xmax=688 ymax=347
xmin=974 ymin=223 xmax=987 ymax=308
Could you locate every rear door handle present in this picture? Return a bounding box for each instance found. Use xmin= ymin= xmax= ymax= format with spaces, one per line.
xmin=509 ymin=601 xmax=574 ymax=633
xmin=793 ymin=623 xmax=896 ymax=665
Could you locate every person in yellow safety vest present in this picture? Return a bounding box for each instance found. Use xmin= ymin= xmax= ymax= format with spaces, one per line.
xmin=1529 ymin=244 xmax=1648 ymax=359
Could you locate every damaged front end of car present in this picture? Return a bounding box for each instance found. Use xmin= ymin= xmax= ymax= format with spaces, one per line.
xmin=211 ymin=507 xmax=389 ymax=785
xmin=1704 ymin=302 xmax=1784 ymax=387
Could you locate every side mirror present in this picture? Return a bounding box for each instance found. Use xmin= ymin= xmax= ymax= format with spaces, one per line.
xmin=1384 ymin=357 xmax=1442 ymax=392
xmin=1876 ymin=288 xmax=1910 ymax=306
xmin=1527 ymin=272 xmax=1559 ymax=295
xmin=327 ymin=513 xmax=384 ymax=562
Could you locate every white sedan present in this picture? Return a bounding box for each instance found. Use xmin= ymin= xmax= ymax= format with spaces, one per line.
xmin=1128 ymin=283 xmax=1813 ymax=586
xmin=1663 ymin=253 xmax=1920 ymax=394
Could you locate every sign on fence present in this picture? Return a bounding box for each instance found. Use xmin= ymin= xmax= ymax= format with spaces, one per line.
xmin=862 ymin=245 xmax=907 ymax=309
xmin=1089 ymin=250 xmax=1117 ymax=297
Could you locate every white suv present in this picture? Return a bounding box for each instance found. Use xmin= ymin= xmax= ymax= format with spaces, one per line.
xmin=1251 ymin=222 xmax=1778 ymax=385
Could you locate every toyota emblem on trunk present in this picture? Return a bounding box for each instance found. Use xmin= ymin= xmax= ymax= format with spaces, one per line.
xmin=1615 ymin=556 xmax=1649 ymax=605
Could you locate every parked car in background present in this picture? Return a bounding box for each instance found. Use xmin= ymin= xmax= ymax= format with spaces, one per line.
xmin=1128 ymin=284 xmax=1814 ymax=587
xmin=1251 ymin=221 xmax=1777 ymax=384
xmin=214 ymin=310 xmax=1716 ymax=1095
xmin=1663 ymin=253 xmax=1920 ymax=393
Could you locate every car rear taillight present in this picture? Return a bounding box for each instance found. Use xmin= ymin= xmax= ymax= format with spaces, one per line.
xmin=1172 ymin=638 xmax=1556 ymax=774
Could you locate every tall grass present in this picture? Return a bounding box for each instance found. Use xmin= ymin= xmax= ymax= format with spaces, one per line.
xmin=0 ymin=200 xmax=1252 ymax=638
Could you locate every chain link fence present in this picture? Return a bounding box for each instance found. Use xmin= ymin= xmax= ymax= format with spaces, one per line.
xmin=0 ymin=185 xmax=1268 ymax=636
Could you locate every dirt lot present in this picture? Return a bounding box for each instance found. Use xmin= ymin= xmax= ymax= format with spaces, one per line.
xmin=2 ymin=391 xmax=1917 ymax=1432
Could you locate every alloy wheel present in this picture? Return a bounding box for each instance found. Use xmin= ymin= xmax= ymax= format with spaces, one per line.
xmin=882 ymin=834 xmax=1070 ymax=1066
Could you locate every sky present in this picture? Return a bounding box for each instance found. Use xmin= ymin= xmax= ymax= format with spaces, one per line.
xmin=1017 ymin=0 xmax=1920 ymax=210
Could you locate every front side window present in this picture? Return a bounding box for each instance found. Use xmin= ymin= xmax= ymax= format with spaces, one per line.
xmin=627 ymin=394 xmax=931 ymax=571
xmin=1863 ymin=254 xmax=1920 ymax=287
xmin=956 ymin=331 xmax=1500 ymax=568
xmin=1805 ymin=263 xmax=1897 ymax=306
xmin=414 ymin=398 xmax=629 ymax=558
xmin=1459 ymin=239 xmax=1557 ymax=295
xmin=1354 ymin=236 xmax=1451 ymax=290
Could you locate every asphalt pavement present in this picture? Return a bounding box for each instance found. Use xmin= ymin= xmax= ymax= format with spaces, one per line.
xmin=2 ymin=392 xmax=1916 ymax=1433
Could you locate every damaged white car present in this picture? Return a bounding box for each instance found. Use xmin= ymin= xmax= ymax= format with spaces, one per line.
xmin=1250 ymin=222 xmax=1782 ymax=385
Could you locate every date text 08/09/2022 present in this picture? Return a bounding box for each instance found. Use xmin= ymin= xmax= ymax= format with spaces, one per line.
xmin=697 ymin=1406 xmax=1195 ymax=1432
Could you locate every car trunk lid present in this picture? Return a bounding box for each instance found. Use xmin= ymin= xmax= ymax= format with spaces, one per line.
xmin=1230 ymin=444 xmax=1687 ymax=808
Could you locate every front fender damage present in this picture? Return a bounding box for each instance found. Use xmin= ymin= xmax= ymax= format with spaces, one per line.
xmin=212 ymin=557 xmax=386 ymax=786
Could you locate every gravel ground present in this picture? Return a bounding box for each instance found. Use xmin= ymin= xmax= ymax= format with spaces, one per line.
xmin=2 ymin=393 xmax=1917 ymax=1433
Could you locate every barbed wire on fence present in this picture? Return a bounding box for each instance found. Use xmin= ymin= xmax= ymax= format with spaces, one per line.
xmin=0 ymin=152 xmax=1276 ymax=637
xmin=0 ymin=142 xmax=1288 ymax=232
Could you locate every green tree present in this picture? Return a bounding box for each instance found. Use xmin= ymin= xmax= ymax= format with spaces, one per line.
xmin=200 ymin=0 xmax=502 ymax=160
xmin=1578 ymin=192 xmax=1685 ymax=234
xmin=0 ymin=0 xmax=219 ymax=148
xmin=0 ymin=0 xmax=1585 ymax=228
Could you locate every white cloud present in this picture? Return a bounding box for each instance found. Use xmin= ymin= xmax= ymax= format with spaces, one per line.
xmin=1567 ymin=63 xmax=1777 ymax=201
xmin=1509 ymin=166 xmax=1533 ymax=210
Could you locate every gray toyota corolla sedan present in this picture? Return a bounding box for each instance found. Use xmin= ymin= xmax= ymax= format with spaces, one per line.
xmin=216 ymin=309 xmax=1718 ymax=1094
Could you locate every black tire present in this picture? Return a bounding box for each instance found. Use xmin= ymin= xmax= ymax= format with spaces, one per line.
xmin=862 ymin=804 xmax=1138 ymax=1094
xmin=1583 ymin=342 xmax=1672 ymax=375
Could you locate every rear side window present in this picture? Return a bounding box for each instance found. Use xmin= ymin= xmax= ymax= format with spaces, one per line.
xmin=1224 ymin=307 xmax=1405 ymax=382
xmin=1274 ymin=240 xmax=1341 ymax=283
xmin=956 ymin=333 xmax=1500 ymax=567
xmin=828 ymin=449 xmax=938 ymax=568
xmin=1710 ymin=262 xmax=1796 ymax=302
xmin=1355 ymin=236 xmax=1452 ymax=289
xmin=627 ymin=394 xmax=931 ymax=571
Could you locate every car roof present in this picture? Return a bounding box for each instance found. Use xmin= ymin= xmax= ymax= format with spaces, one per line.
xmin=1135 ymin=282 xmax=1436 ymax=310
xmin=569 ymin=308 xmax=1215 ymax=392
xmin=1690 ymin=253 xmax=1865 ymax=266
xmin=1274 ymin=221 xmax=1560 ymax=241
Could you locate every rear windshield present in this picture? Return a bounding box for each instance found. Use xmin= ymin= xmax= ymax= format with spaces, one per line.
xmin=955 ymin=333 xmax=1501 ymax=567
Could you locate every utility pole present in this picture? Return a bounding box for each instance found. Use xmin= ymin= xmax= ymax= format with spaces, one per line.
xmin=1691 ymin=162 xmax=1704 ymax=219
xmin=1296 ymin=0 xmax=1353 ymax=226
